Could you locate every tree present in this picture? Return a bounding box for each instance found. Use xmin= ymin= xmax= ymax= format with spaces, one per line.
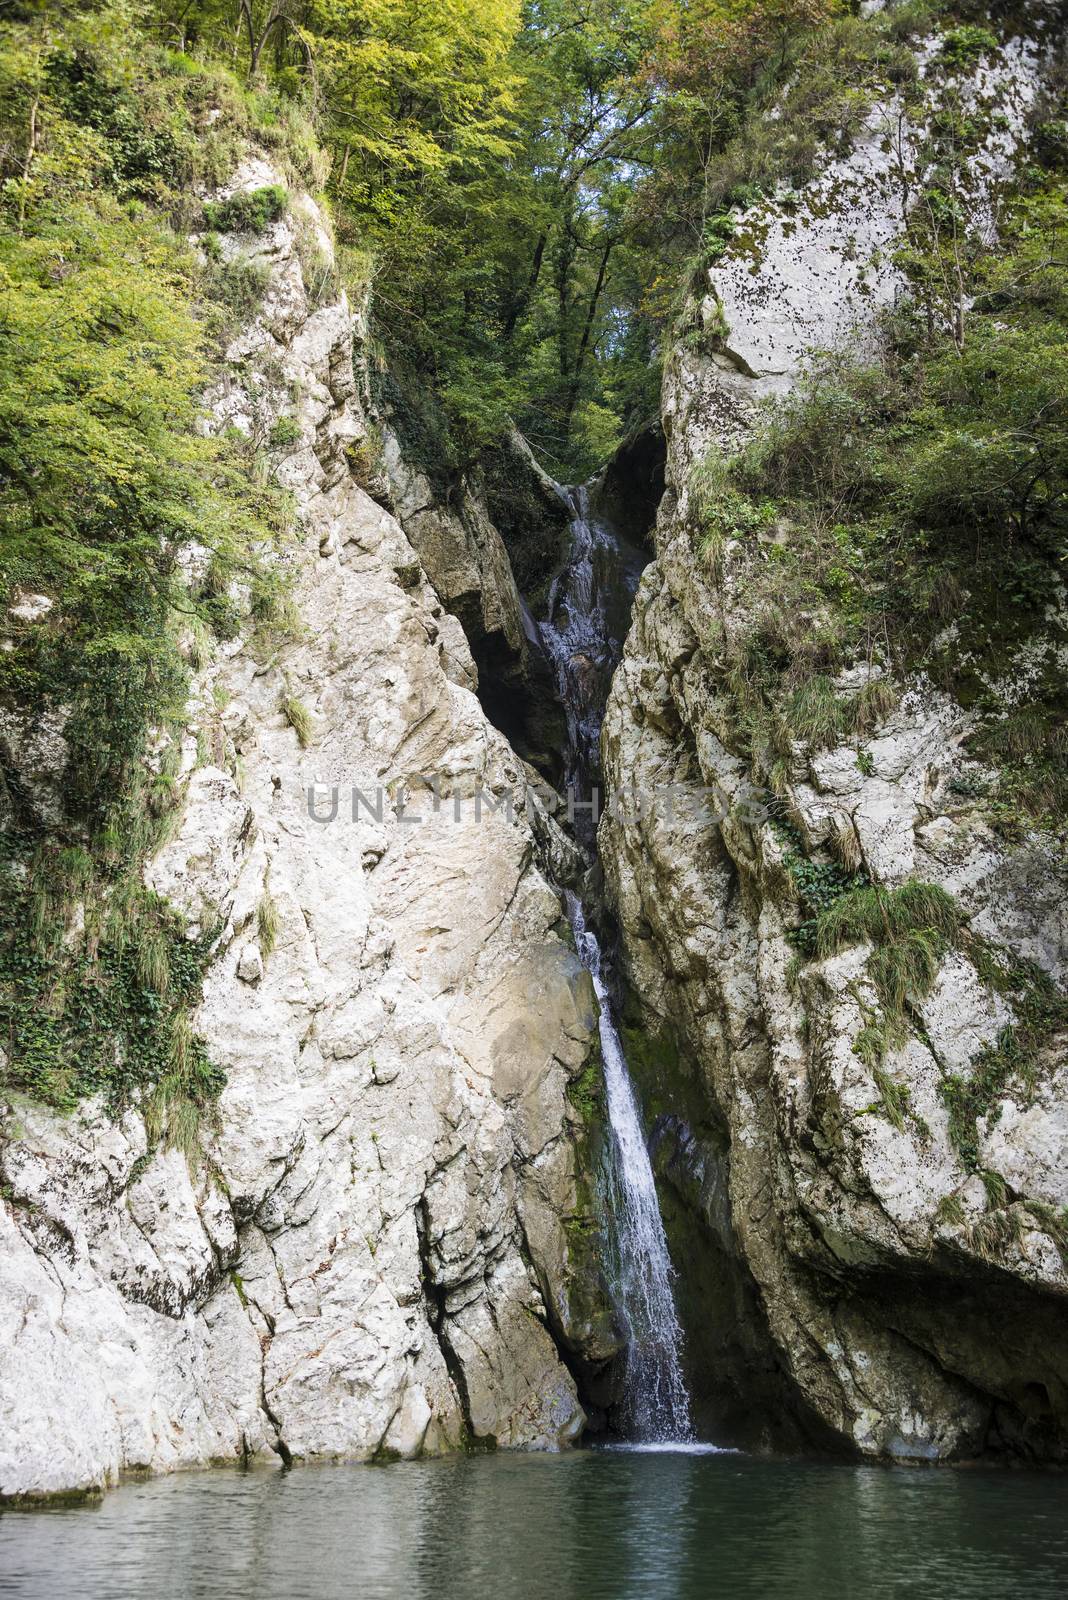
xmin=238 ymin=1 xmax=299 ymax=75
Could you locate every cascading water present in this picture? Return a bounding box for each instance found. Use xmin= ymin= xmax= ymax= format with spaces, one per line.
xmin=539 ymin=482 xmax=693 ymax=1444
xmin=569 ymin=895 xmax=693 ymax=1443
xmin=540 ymin=486 xmax=646 ymax=835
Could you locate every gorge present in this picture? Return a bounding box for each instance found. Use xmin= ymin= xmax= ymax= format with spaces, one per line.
xmin=1 ymin=6 xmax=1067 ymax=1580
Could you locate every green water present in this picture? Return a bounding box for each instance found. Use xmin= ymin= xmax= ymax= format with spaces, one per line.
xmin=2 ymin=1448 xmax=1066 ymax=1599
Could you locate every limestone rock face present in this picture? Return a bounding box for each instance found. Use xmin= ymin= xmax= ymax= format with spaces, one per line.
xmin=0 ymin=160 xmax=605 ymax=1500
xmin=600 ymin=26 xmax=1068 ymax=1461
xmin=374 ymin=405 xmax=568 ymax=779
xmin=379 ymin=424 xmax=527 ymax=673
xmin=678 ymin=33 xmax=1042 ymax=447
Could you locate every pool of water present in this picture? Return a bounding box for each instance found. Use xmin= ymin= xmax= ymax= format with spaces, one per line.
xmin=2 ymin=1448 xmax=1066 ymax=1599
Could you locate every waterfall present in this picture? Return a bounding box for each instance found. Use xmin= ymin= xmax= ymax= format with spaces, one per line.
xmin=539 ymin=482 xmax=693 ymax=1444
xmin=569 ymin=895 xmax=693 ymax=1443
xmin=539 ymin=486 xmax=646 ymax=832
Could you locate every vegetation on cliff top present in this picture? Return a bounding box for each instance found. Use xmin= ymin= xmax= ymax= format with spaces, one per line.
xmin=5 ymin=0 xmax=1033 ymax=485
xmin=141 ymin=0 xmax=1001 ymax=477
xmin=0 ymin=5 xmax=295 ymax=1140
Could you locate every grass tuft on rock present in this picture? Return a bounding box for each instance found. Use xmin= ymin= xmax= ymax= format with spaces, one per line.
xmin=814 ymin=882 xmax=962 ymax=960
xmin=281 ymin=691 xmax=315 ymax=748
xmin=257 ymin=886 xmax=280 ymax=958
xmin=202 ymin=184 xmax=288 ymax=235
xmin=807 ymin=880 xmax=964 ymax=1080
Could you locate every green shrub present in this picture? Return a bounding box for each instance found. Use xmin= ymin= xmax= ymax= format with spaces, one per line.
xmin=205 ymin=252 xmax=271 ymax=322
xmin=691 ymin=453 xmax=776 ymax=565
xmin=269 ymin=415 xmax=302 ymax=449
xmin=936 ymin=1192 xmax=965 ymax=1227
xmin=701 ymin=212 xmax=736 ymax=264
xmin=202 ymin=184 xmax=288 ymax=234
xmin=939 ymin=26 xmax=999 ymax=70
xmin=292 ymin=221 xmax=340 ymax=308
xmin=786 ymin=676 xmax=847 ymax=747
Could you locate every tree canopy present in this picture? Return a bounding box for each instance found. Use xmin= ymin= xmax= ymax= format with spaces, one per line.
xmin=137 ymin=0 xmax=861 ymax=474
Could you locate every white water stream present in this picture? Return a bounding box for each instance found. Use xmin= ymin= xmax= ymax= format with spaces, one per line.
xmin=539 ymin=483 xmax=693 ymax=1442
xmin=569 ymin=896 xmax=693 ymax=1442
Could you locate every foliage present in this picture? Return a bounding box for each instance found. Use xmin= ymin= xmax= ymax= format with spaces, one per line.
xmin=936 ymin=1192 xmax=965 ymax=1227
xmin=813 ymin=882 xmax=963 ymax=960
xmin=202 ymin=250 xmax=272 ymax=326
xmin=1022 ymin=1199 xmax=1068 ymax=1264
xmin=810 ymin=880 xmax=962 ymax=1053
xmin=0 ymin=104 xmax=278 ymax=818
xmin=0 ymin=5 xmax=291 ymax=1140
xmin=691 ymin=449 xmax=775 ymax=565
xmin=269 ymin=414 xmax=302 ymax=448
xmin=772 ymin=817 xmax=868 ymax=956
xmin=281 ymin=689 xmax=314 ymax=746
xmin=801 ymin=878 xmax=964 ymax=1078
xmin=257 ymin=885 xmax=280 ymax=957
xmin=267 ymin=0 xmax=535 ymax=460
xmin=644 ymin=3 xmax=919 ymax=243
xmin=939 ymin=24 xmax=998 ymax=69
xmin=134 ymin=0 xmax=1053 ymax=491
xmin=142 ymin=0 xmax=960 ymax=479
xmin=870 ymin=1065 xmax=912 ymax=1132
xmin=567 ymin=1048 xmax=604 ymax=1124
xmin=0 ymin=855 xmax=222 ymax=1146
xmin=3 ymin=0 xmax=1065 ymax=1151
xmin=163 ymin=0 xmax=916 ymax=477
xmin=202 ymin=182 xmax=287 ymax=232
xmin=812 ymin=876 xmax=965 ymax=1049
xmin=964 ymin=1202 xmax=1025 ymax=1262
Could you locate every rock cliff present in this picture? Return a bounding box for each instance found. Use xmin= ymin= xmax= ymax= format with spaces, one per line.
xmin=3 ymin=4 xmax=1066 ymax=1496
xmin=0 ymin=160 xmax=610 ymax=1499
xmin=599 ymin=17 xmax=1068 ymax=1460
xmin=372 ymin=403 xmax=569 ymax=781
